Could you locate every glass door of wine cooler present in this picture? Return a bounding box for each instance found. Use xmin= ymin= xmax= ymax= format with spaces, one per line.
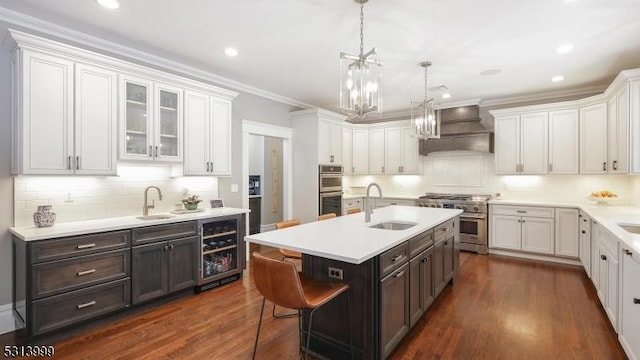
xmin=201 ymin=219 xmax=239 ymax=279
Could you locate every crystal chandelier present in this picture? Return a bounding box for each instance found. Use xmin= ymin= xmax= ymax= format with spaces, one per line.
xmin=412 ymin=61 xmax=440 ymax=139
xmin=339 ymin=0 xmax=382 ymax=120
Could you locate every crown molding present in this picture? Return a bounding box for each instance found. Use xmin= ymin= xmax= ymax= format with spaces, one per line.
xmin=480 ymin=84 xmax=606 ymax=108
xmin=0 ymin=6 xmax=314 ymax=109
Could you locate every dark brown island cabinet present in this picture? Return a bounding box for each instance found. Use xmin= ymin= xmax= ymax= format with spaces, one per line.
xmin=301 ymin=217 xmax=459 ymax=360
xmin=12 ymin=213 xmax=246 ymax=340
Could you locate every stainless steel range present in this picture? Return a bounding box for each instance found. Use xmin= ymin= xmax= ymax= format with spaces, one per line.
xmin=416 ymin=193 xmax=491 ymax=254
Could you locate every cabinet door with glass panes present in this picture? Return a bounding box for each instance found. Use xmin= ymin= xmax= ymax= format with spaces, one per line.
xmin=119 ymin=75 xmax=183 ymax=161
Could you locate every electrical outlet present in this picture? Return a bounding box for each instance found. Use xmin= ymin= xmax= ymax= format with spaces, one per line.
xmin=64 ymin=192 xmax=73 ymax=203
xmin=328 ymin=267 xmax=343 ymax=280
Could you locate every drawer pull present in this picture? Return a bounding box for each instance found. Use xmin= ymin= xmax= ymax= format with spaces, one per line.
xmin=624 ymin=249 xmax=633 ymax=256
xmin=77 ymin=300 xmax=96 ymax=309
xmin=601 ymin=254 xmax=607 ymax=261
xmin=77 ymin=269 xmax=96 ymax=276
xmin=634 ymin=298 xmax=640 ymax=304
xmin=391 ymin=255 xmax=403 ymax=262
xmin=441 ymin=227 xmax=447 ymax=232
xmin=516 ymin=210 xmax=527 ymax=214
xmin=394 ymin=271 xmax=405 ymax=278
xmin=77 ymin=243 xmax=96 ymax=249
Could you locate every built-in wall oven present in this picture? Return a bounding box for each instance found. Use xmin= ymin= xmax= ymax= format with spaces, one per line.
xmin=319 ymin=165 xmax=343 ymax=216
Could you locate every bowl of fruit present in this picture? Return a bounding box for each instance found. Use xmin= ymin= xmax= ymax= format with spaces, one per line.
xmin=587 ymin=190 xmax=619 ymax=205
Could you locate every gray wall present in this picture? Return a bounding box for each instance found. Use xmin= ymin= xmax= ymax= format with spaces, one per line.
xmin=261 ymin=137 xmax=283 ymax=225
xmin=0 ymin=46 xmax=14 ymax=307
xmin=218 ymin=92 xmax=298 ymax=208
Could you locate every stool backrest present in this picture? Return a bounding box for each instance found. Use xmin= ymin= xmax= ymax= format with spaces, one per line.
xmin=251 ymin=252 xmax=306 ymax=309
xmin=318 ymin=213 xmax=337 ymax=221
xmin=276 ymin=219 xmax=301 ymax=230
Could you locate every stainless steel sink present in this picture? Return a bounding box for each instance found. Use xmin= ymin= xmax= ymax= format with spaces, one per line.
xmin=618 ymin=223 xmax=640 ymax=234
xmin=369 ymin=221 xmax=417 ymax=231
xmin=136 ymin=214 xmax=175 ymax=221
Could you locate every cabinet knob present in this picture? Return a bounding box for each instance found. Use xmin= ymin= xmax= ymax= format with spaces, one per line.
xmin=444 ymin=241 xmax=448 ymax=245
xmin=581 ymin=230 xmax=586 ymax=234
xmin=600 ymin=254 xmax=607 ymax=261
xmin=634 ymin=298 xmax=640 ymax=304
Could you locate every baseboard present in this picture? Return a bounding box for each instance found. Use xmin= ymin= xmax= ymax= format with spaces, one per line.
xmin=0 ymin=303 xmax=17 ymax=335
xmin=488 ymin=249 xmax=582 ymax=266
xmin=260 ymin=223 xmax=276 ymax=232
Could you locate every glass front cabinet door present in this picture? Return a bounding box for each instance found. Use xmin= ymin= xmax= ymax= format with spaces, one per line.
xmin=120 ymin=75 xmax=182 ymax=162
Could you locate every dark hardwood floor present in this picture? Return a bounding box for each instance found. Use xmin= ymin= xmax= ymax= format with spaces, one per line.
xmin=0 ymin=249 xmax=626 ymax=359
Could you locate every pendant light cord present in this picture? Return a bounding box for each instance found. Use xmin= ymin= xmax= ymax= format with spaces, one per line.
xmin=360 ymin=1 xmax=364 ymax=57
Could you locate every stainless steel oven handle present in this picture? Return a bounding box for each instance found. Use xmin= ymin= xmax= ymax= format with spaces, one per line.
xmin=319 ymin=191 xmax=343 ymax=198
xmin=320 ymin=173 xmax=343 ymax=178
xmin=460 ymin=213 xmax=486 ymax=220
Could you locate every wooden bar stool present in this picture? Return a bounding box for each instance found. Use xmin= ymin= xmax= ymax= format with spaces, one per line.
xmin=251 ymin=252 xmax=353 ymax=360
xmin=318 ymin=213 xmax=337 ymax=221
xmin=273 ymin=218 xmax=302 ymax=318
xmin=346 ymin=208 xmax=361 ymax=214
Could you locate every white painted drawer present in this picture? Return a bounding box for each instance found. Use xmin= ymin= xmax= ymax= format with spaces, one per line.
xmin=491 ymin=205 xmax=554 ymax=218
xmin=598 ymin=226 xmax=619 ymax=261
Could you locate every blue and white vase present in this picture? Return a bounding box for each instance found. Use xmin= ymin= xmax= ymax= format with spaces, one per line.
xmin=33 ymin=205 xmax=56 ymax=227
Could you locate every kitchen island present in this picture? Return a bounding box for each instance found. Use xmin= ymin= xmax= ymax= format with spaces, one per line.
xmin=245 ymin=205 xmax=462 ymax=359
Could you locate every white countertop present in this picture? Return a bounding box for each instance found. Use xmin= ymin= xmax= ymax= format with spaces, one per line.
xmin=9 ymin=207 xmax=249 ymax=241
xmin=342 ymin=194 xmax=421 ymax=200
xmin=245 ymin=205 xmax=462 ymax=264
xmin=489 ymin=199 xmax=640 ymax=255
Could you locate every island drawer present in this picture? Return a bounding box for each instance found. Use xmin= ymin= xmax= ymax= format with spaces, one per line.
xmin=32 ymin=249 xmax=130 ymax=299
xmin=435 ymin=219 xmax=455 ymax=242
xmin=491 ymin=205 xmax=554 ymax=218
xmin=31 ymin=278 xmax=130 ymax=336
xmin=409 ymin=230 xmax=434 ymax=259
xmin=380 ymin=242 xmax=408 ymax=278
xmin=132 ymin=221 xmax=198 ymax=245
xmin=30 ymin=230 xmax=130 ymax=263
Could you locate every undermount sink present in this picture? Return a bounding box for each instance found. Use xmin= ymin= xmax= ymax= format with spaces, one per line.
xmin=618 ymin=223 xmax=640 ymax=234
xmin=136 ymin=214 xmax=175 ymax=221
xmin=369 ymin=221 xmax=417 ymax=231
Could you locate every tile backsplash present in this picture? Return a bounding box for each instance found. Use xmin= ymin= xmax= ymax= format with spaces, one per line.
xmin=13 ymin=165 xmax=219 ymax=227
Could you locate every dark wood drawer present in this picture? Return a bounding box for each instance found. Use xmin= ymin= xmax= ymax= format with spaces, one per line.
xmin=435 ymin=219 xmax=455 ymax=242
xmin=32 ymin=249 xmax=130 ymax=299
xmin=379 ymin=242 xmax=408 ymax=278
xmin=30 ymin=230 xmax=130 ymax=263
xmin=132 ymin=221 xmax=198 ymax=245
xmin=31 ymin=278 xmax=130 ymax=336
xmin=409 ymin=230 xmax=433 ymax=259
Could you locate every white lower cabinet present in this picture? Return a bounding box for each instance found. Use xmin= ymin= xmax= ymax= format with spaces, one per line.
xmin=594 ymin=223 xmax=619 ymax=331
xmin=490 ymin=205 xmax=554 ymax=254
xmin=579 ymin=211 xmax=592 ymax=276
xmin=521 ymin=217 xmax=554 ymax=254
xmin=620 ymin=246 xmax=640 ymax=360
xmin=491 ymin=215 xmax=523 ymax=250
xmin=555 ymin=208 xmax=579 ymax=257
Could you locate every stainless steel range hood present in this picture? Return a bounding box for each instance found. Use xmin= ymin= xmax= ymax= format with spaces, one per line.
xmin=419 ymin=105 xmax=494 ymax=155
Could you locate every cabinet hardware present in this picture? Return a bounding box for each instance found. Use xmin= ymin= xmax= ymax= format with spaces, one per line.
xmin=601 ymin=254 xmax=607 ymax=261
xmin=352 ymin=166 xmax=355 ymax=173
xmin=522 ymin=220 xmax=526 ymax=223
xmin=394 ymin=271 xmax=405 ymax=278
xmin=77 ymin=269 xmax=96 ymax=276
xmin=76 ymin=243 xmax=96 ymax=249
xmin=155 ymin=146 xmax=158 ymax=158
xmin=382 ymin=166 xmax=385 ymax=173
xmin=169 ymin=244 xmax=174 ymax=250
xmin=581 ymin=230 xmax=586 ymax=234
xmin=549 ymin=163 xmax=552 ymax=172
xmin=516 ymin=210 xmax=527 ymax=213
xmin=67 ymin=156 xmax=72 ymax=170
xmin=444 ymin=241 xmax=449 ymax=245
xmin=634 ymin=298 xmax=640 ymax=304
xmin=603 ymin=162 xmax=607 ymax=171
xmin=579 ymin=214 xmax=582 ymax=218
xmin=77 ymin=300 xmax=96 ymax=309
xmin=399 ymin=166 xmax=403 ymax=173
xmin=149 ymin=146 xmax=153 ymax=157
xmin=76 ymin=156 xmax=80 ymax=170
xmin=613 ymin=160 xmax=618 ymax=170
xmin=441 ymin=227 xmax=447 ymax=232
xmin=164 ymin=245 xmax=169 ymax=251
xmin=583 ymin=219 xmax=587 ymax=223
xmin=330 ymin=155 xmax=334 ymax=163
xmin=391 ymin=255 xmax=403 ymax=262
xmin=624 ymin=249 xmax=633 ymax=256
xmin=421 ymin=257 xmax=428 ymax=263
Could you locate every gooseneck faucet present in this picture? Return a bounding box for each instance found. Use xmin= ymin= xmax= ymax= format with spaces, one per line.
xmin=365 ymin=182 xmax=383 ymax=223
xmin=143 ymin=186 xmax=163 ymax=216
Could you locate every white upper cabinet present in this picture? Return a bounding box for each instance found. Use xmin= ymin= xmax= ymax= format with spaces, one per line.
xmin=342 ymin=127 xmax=353 ymax=174
xmin=352 ymin=128 xmax=369 ymax=174
xmin=548 ymin=109 xmax=579 ymax=174
xmin=318 ymin=119 xmax=343 ymax=165
xmin=12 ymin=49 xmax=117 ymax=175
xmin=494 ymin=113 xmax=547 ymax=174
xmin=119 ymin=75 xmax=183 ymax=162
xmin=608 ymin=85 xmax=629 ymax=174
xmin=384 ymin=127 xmax=402 ymax=174
xmin=401 ymin=126 xmax=419 ymax=174
xmin=369 ymin=128 xmax=386 ymax=175
xmin=630 ymin=80 xmax=640 ymax=174
xmin=183 ymin=91 xmax=233 ymax=176
xmin=580 ymin=103 xmax=608 ymax=174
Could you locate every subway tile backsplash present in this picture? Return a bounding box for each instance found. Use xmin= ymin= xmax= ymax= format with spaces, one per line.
xmin=13 ymin=165 xmax=219 ymax=227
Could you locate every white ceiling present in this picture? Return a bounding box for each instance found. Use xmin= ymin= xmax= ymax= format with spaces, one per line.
xmin=1 ymin=0 xmax=640 ymax=116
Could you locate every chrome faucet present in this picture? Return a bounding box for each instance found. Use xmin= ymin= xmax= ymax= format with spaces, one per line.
xmin=365 ymin=183 xmax=383 ymax=223
xmin=143 ymin=186 xmax=163 ymax=216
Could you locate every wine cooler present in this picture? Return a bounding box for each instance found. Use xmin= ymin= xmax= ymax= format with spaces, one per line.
xmin=196 ymin=213 xmax=246 ymax=292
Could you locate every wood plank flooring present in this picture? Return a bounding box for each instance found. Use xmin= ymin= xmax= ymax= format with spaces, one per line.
xmin=0 ymin=250 xmax=626 ymax=359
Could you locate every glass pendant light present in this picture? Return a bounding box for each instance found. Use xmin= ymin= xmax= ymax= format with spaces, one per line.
xmin=339 ymin=0 xmax=382 ymax=121
xmin=412 ymin=61 xmax=440 ymax=139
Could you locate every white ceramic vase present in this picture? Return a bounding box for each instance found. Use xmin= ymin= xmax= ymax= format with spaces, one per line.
xmin=33 ymin=205 xmax=56 ymax=227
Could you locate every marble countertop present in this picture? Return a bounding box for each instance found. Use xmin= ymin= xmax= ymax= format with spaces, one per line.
xmin=245 ymin=205 xmax=462 ymax=264
xmin=489 ymin=199 xmax=640 ymax=255
xmin=9 ymin=207 xmax=249 ymax=241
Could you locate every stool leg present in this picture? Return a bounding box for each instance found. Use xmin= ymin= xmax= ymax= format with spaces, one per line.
xmin=305 ymin=307 xmax=318 ymax=360
xmin=347 ymin=291 xmax=354 ymax=360
xmin=252 ymin=297 xmax=266 ymax=360
xmin=272 ymin=302 xmax=298 ymax=319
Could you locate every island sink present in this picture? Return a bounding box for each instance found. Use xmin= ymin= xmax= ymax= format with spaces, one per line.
xmin=618 ymin=223 xmax=640 ymax=234
xmin=136 ymin=214 xmax=175 ymax=221
xmin=369 ymin=221 xmax=417 ymax=231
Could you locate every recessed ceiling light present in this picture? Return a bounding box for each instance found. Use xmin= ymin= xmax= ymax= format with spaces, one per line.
xmin=442 ymin=93 xmax=452 ymax=99
xmin=96 ymin=0 xmax=120 ymax=10
xmin=552 ymin=75 xmax=565 ymax=82
xmin=556 ymin=44 xmax=574 ymax=54
xmin=480 ymin=69 xmax=502 ymax=76
xmin=224 ymin=47 xmax=239 ymax=57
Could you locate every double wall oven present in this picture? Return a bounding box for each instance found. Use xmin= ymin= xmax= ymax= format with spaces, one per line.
xmin=319 ymin=165 xmax=343 ymax=217
xmin=417 ymin=193 xmax=491 ymax=254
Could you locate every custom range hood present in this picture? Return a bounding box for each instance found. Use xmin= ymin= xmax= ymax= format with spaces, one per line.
xmin=419 ymin=105 xmax=494 ymax=155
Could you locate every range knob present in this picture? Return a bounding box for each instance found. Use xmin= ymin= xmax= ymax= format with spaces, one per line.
xmin=431 ymin=204 xmax=436 ymax=208
xmin=455 ymin=205 xmax=461 ymax=209
xmin=474 ymin=206 xmax=479 ymax=211
xmin=437 ymin=205 xmax=442 ymax=208
xmin=462 ymin=207 xmax=467 ymax=211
